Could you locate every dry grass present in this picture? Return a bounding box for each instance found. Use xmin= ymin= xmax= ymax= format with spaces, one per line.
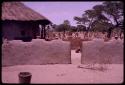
xmin=77 ymin=64 xmax=108 ymax=72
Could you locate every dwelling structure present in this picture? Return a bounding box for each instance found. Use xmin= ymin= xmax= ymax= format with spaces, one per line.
xmin=2 ymin=2 xmax=51 ymax=40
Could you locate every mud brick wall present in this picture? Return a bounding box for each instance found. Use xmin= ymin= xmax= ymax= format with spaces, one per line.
xmin=81 ymin=39 xmax=123 ymax=64
xmin=2 ymin=39 xmax=71 ymax=66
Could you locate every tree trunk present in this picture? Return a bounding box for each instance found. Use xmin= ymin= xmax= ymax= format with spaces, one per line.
xmin=113 ymin=15 xmax=119 ymax=26
xmin=107 ymin=15 xmax=119 ymax=39
xmin=107 ymin=27 xmax=112 ymax=38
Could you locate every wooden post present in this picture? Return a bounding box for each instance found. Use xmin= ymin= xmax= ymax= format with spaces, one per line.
xmin=43 ymin=25 xmax=46 ymax=39
xmin=39 ymin=24 xmax=42 ymax=39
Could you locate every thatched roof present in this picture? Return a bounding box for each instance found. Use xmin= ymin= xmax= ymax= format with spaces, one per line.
xmin=2 ymin=2 xmax=51 ymax=22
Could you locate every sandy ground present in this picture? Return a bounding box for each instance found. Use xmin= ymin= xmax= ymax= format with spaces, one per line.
xmin=2 ymin=64 xmax=123 ymax=84
xmin=2 ymin=50 xmax=123 ymax=84
xmin=71 ymin=50 xmax=81 ymax=65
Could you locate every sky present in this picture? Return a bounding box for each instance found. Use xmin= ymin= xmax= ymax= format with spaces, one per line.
xmin=23 ymin=2 xmax=103 ymax=26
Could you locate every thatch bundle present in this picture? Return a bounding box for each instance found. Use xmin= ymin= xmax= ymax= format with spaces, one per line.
xmin=2 ymin=2 xmax=49 ymax=21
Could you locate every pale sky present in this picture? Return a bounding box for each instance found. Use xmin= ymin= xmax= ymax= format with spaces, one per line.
xmin=22 ymin=2 xmax=103 ymax=26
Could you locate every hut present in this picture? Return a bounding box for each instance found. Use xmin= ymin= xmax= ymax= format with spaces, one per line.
xmin=2 ymin=2 xmax=52 ymax=40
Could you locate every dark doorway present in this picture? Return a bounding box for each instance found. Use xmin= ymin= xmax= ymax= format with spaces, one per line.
xmin=21 ymin=30 xmax=26 ymax=37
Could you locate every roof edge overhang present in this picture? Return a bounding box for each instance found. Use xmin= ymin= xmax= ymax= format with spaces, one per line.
xmin=2 ymin=19 xmax=52 ymax=25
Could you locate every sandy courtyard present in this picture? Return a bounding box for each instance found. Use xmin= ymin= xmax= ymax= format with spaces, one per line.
xmin=2 ymin=64 xmax=123 ymax=84
xmin=2 ymin=50 xmax=123 ymax=84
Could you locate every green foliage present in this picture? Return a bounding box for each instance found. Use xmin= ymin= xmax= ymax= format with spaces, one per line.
xmin=74 ymin=1 xmax=123 ymax=33
xmin=70 ymin=26 xmax=77 ymax=32
xmin=91 ymin=21 xmax=113 ymax=32
xmin=54 ymin=20 xmax=71 ymax=32
xmin=77 ymin=25 xmax=86 ymax=32
xmin=102 ymin=1 xmax=123 ymax=26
